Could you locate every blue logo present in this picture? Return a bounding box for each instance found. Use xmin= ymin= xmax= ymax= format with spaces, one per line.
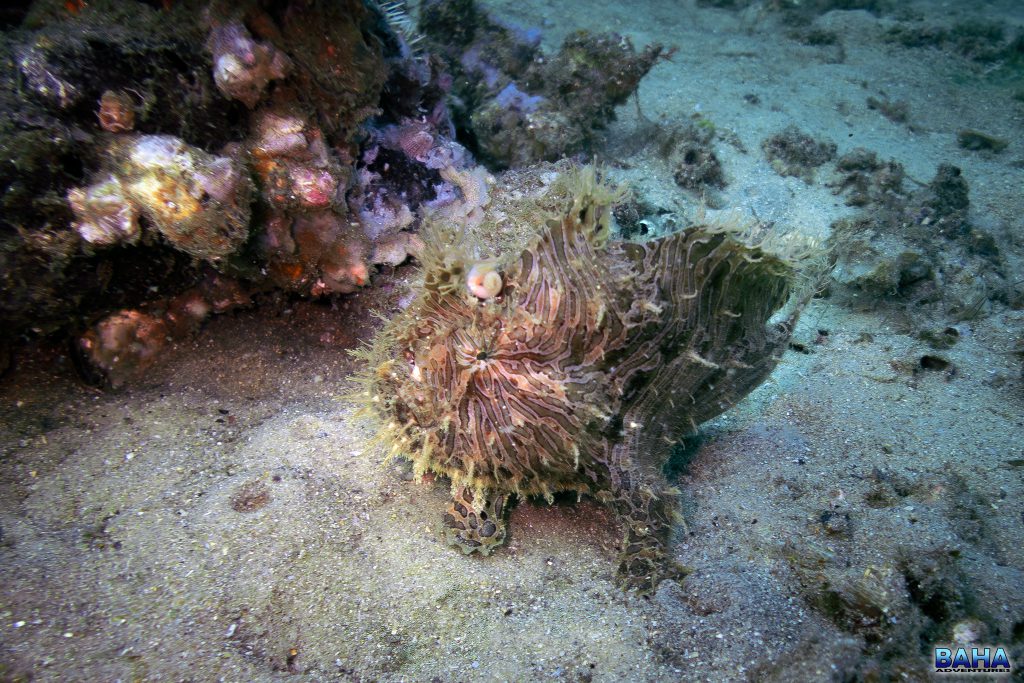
xmin=935 ymin=646 xmax=1012 ymax=674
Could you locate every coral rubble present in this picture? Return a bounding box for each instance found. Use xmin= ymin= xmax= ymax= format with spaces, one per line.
xmin=356 ymin=166 xmax=820 ymax=592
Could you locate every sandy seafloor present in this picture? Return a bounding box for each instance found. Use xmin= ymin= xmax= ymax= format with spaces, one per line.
xmin=2 ymin=1 xmax=1024 ymax=681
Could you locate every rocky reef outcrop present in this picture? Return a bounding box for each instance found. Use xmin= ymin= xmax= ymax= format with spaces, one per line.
xmin=0 ymin=0 xmax=667 ymax=387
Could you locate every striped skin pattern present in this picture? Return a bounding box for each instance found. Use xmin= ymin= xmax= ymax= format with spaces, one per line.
xmin=367 ymin=172 xmax=804 ymax=592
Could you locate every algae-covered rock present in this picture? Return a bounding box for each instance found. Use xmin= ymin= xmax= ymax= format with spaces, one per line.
xmin=68 ymin=134 xmax=255 ymax=262
xmin=664 ymin=120 xmax=726 ymax=193
xmin=73 ymin=272 xmax=251 ymax=388
xmin=829 ymin=159 xmax=1011 ymax=321
xmin=67 ymin=175 xmax=141 ymax=248
xmin=918 ymin=326 xmax=961 ymax=350
xmin=925 ymin=163 xmax=970 ymax=230
xmin=831 ymin=230 xmax=931 ymax=298
xmin=762 ymin=125 xmax=837 ymax=183
xmin=956 ymin=129 xmax=1009 ymax=153
xmin=355 ymin=165 xmax=821 ymax=593
xmin=75 ymin=309 xmax=170 ymax=388
xmin=420 ymin=0 xmax=665 ymax=168
xmin=829 ymin=148 xmax=905 ymax=208
xmin=0 ymin=0 xmax=424 ymax=349
xmin=207 ymin=19 xmax=292 ymax=109
xmin=0 ymin=1 xmax=241 ymax=346
xmin=885 ymin=18 xmax=1023 ymax=64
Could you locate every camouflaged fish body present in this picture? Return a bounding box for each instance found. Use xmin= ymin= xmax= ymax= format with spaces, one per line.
xmin=360 ymin=168 xmax=807 ymax=592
